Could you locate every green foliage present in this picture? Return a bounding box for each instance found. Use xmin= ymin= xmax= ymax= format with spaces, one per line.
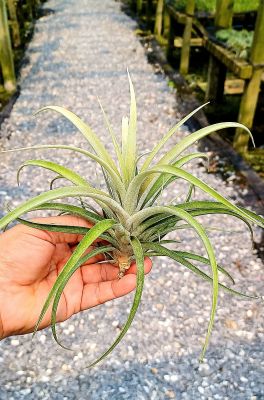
xmin=166 ymin=0 xmax=259 ymax=14
xmin=166 ymin=0 xmax=214 ymax=13
xmin=1 ymin=73 xmax=263 ymax=366
xmin=216 ymin=28 xmax=254 ymax=59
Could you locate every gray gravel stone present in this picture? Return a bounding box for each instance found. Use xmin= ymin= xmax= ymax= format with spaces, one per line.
xmin=0 ymin=0 xmax=264 ymax=399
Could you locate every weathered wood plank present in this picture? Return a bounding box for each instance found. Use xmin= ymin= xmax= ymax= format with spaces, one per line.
xmin=166 ymin=6 xmax=208 ymax=38
xmin=250 ymin=0 xmax=264 ymax=66
xmin=154 ymin=0 xmax=164 ymax=37
xmin=234 ymin=69 xmax=262 ymax=153
xmin=166 ymin=11 xmax=175 ymax=61
xmin=198 ymin=78 xmax=246 ymax=95
xmin=163 ymin=6 xmax=170 ymax=38
xmin=0 ymin=0 xmax=16 ymax=92
xmin=205 ymin=55 xmax=226 ymax=102
xmin=137 ymin=0 xmax=143 ymax=15
xmin=234 ymin=0 xmax=264 ymax=154
xmin=26 ymin=0 xmax=33 ymax=20
xmin=179 ymin=0 xmax=195 ymax=75
xmin=215 ymin=0 xmax=234 ymax=28
xmin=204 ymin=39 xmax=253 ymax=79
xmin=174 ymin=37 xmax=203 ymax=47
xmin=205 ymin=0 xmax=234 ymax=103
xmin=6 ymin=0 xmax=21 ymax=47
xmin=146 ymin=0 xmax=152 ymax=28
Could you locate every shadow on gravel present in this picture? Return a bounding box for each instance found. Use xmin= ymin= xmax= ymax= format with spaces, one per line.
xmin=37 ymin=8 xmax=55 ymax=18
xmin=1 ymin=340 xmax=263 ymax=399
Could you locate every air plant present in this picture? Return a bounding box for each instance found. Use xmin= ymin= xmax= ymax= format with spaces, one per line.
xmin=0 ymin=73 xmax=263 ymax=367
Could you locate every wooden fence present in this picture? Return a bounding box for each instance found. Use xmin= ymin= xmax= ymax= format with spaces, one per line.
xmin=129 ymin=0 xmax=264 ymax=156
xmin=0 ymin=0 xmax=42 ymax=95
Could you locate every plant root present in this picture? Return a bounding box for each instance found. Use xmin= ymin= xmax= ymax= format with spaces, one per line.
xmin=114 ymin=252 xmax=132 ymax=279
xmin=118 ymin=262 xmax=131 ymax=278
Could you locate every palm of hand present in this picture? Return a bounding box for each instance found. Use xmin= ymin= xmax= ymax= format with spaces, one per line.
xmin=0 ymin=216 xmax=151 ymax=339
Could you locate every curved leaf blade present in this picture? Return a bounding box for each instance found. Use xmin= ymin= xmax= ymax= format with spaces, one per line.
xmin=140 ymin=103 xmax=209 ymax=172
xmin=126 ymin=71 xmax=137 ymax=182
xmin=128 ymin=166 xmax=264 ymax=229
xmin=175 ymin=251 xmax=235 ymax=284
xmin=129 ymin=205 xmax=219 ymax=359
xmin=51 ymin=245 xmax=114 ymax=349
xmin=17 ymin=217 xmax=118 ymax=246
xmin=17 ymin=159 xmax=89 ymax=187
xmin=0 ymin=186 xmax=129 ymax=231
xmin=31 ymin=202 xmax=103 ymax=223
xmin=2 ymin=144 xmax=125 ymax=200
xmin=87 ymin=236 xmax=145 ymax=368
xmin=158 ymin=122 xmax=253 ymax=166
xmin=34 ymin=106 xmax=119 ymax=174
xmin=140 ymin=152 xmax=208 ymax=208
xmin=97 ymin=98 xmax=127 ymax=182
xmin=141 ymin=122 xmax=253 ymax=191
xmin=144 ymin=243 xmax=256 ymax=299
xmin=33 ymin=220 xmax=115 ymax=335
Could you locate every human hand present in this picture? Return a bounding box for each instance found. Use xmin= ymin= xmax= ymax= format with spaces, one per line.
xmin=0 ymin=215 xmax=152 ymax=339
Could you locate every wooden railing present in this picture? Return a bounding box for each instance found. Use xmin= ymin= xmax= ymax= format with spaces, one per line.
xmin=129 ymin=0 xmax=264 ymax=155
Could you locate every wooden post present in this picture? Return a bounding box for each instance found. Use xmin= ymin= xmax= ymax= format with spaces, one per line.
xmin=33 ymin=0 xmax=40 ymax=17
xmin=234 ymin=0 xmax=264 ymax=154
xmin=250 ymin=0 xmax=264 ymax=64
xmin=0 ymin=0 xmax=16 ymax=92
xmin=166 ymin=11 xmax=175 ymax=61
xmin=26 ymin=0 xmax=33 ymax=20
xmin=234 ymin=70 xmax=262 ymax=153
xmin=129 ymin=0 xmax=135 ymax=11
xmin=179 ymin=0 xmax=195 ymax=75
xmin=215 ymin=0 xmax=234 ymax=28
xmin=205 ymin=0 xmax=234 ymax=102
xmin=146 ymin=0 xmax=152 ymax=29
xmin=6 ymin=0 xmax=21 ymax=47
xmin=163 ymin=6 xmax=170 ymax=38
xmin=205 ymin=56 xmax=226 ymax=102
xmin=154 ymin=0 xmax=164 ymax=37
xmin=137 ymin=0 xmax=143 ymax=15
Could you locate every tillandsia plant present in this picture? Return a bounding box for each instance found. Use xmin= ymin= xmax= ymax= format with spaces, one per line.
xmin=1 ymin=72 xmax=263 ymax=367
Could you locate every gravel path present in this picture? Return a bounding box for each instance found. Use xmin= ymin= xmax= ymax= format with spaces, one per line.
xmin=0 ymin=1 xmax=263 ymax=399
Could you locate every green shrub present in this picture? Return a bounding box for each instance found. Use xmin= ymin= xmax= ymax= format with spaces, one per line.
xmin=166 ymin=0 xmax=259 ymax=14
xmin=216 ymin=28 xmax=254 ymax=59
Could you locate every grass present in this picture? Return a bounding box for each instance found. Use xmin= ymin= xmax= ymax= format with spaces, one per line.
xmin=166 ymin=0 xmax=259 ymax=14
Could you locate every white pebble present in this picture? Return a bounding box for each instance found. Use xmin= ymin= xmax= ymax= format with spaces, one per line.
xmin=198 ymin=386 xmax=204 ymax=394
xmin=240 ymin=376 xmax=248 ymax=383
xmin=16 ymin=370 xmax=24 ymax=376
xmin=11 ymin=339 xmax=19 ymax=346
xmin=170 ymin=375 xmax=179 ymax=383
xmin=61 ymin=364 xmax=70 ymax=371
xmin=39 ymin=334 xmax=46 ymax=344
xmin=20 ymin=389 xmax=31 ymax=396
